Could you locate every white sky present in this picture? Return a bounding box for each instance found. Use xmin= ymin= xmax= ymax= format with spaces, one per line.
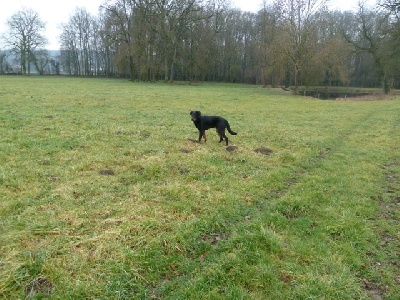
xmin=0 ymin=0 xmax=377 ymax=50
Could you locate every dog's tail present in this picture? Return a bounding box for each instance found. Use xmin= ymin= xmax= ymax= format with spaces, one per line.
xmin=226 ymin=122 xmax=237 ymax=135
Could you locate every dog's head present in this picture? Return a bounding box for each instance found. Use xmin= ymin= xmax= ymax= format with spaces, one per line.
xmin=190 ymin=110 xmax=201 ymax=121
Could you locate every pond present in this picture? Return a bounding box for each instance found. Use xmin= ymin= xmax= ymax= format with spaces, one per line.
xmin=299 ymin=89 xmax=371 ymax=100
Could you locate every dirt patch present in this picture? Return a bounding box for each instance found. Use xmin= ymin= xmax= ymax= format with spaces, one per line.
xmin=139 ymin=131 xmax=151 ymax=138
xmin=187 ymin=138 xmax=198 ymax=143
xmin=178 ymin=166 xmax=189 ymax=174
xmin=361 ymin=278 xmax=385 ymax=300
xmin=279 ymin=272 xmax=294 ymax=284
xmin=226 ymin=146 xmax=238 ymax=152
xmin=49 ymin=176 xmax=60 ymax=182
xmin=99 ymin=169 xmax=115 ymax=176
xmin=25 ymin=277 xmax=54 ymax=298
xmin=254 ymin=147 xmax=273 ymax=155
xmin=115 ymin=130 xmax=136 ymax=136
xmin=180 ymin=148 xmax=192 ymax=153
xmin=135 ymin=167 xmax=144 ymax=175
xmin=39 ymin=159 xmax=51 ymax=166
xmin=380 ymin=160 xmax=400 ymax=221
xmin=201 ymin=233 xmax=227 ymax=246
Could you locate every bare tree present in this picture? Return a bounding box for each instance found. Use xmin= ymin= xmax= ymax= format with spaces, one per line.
xmin=31 ymin=49 xmax=49 ymax=75
xmin=103 ymin=0 xmax=138 ymax=80
xmin=344 ymin=3 xmax=392 ymax=92
xmin=309 ymin=36 xmax=352 ymax=86
xmin=154 ymin=0 xmax=215 ymax=82
xmin=60 ymin=8 xmax=97 ymax=76
xmin=272 ymin=0 xmax=327 ymax=93
xmin=4 ymin=8 xmax=47 ymax=75
xmin=49 ymin=58 xmax=61 ymax=75
xmin=258 ymin=4 xmax=287 ymax=86
xmin=102 ymin=0 xmax=217 ymax=81
xmin=379 ymin=0 xmax=400 ymax=15
xmin=0 ymin=51 xmax=8 ymax=74
xmin=303 ymin=10 xmax=352 ymax=87
xmin=379 ymin=0 xmax=400 ymax=88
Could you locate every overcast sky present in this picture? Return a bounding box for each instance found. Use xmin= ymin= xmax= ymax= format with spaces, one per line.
xmin=0 ymin=0 xmax=377 ymax=50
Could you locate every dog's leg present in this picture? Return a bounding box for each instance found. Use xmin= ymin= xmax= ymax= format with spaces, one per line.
xmin=216 ymin=129 xmax=223 ymax=143
xmin=217 ymin=129 xmax=229 ymax=145
xmin=198 ymin=130 xmax=206 ymax=143
xmin=221 ymin=133 xmax=228 ymax=145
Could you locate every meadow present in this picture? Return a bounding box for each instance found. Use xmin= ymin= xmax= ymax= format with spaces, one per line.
xmin=0 ymin=76 xmax=399 ymax=299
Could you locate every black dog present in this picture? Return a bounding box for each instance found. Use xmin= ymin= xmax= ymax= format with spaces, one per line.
xmin=190 ymin=110 xmax=237 ymax=145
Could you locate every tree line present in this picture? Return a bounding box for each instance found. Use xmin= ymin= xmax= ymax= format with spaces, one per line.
xmin=1 ymin=0 xmax=399 ymax=93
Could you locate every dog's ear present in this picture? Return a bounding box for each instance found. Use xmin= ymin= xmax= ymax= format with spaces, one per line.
xmin=197 ymin=111 xmax=201 ymax=116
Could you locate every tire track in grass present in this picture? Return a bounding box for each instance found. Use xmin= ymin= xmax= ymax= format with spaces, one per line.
xmin=363 ymin=159 xmax=399 ymax=299
xmin=264 ymin=110 xmax=376 ymax=203
xmin=246 ymin=106 xmax=398 ymax=299
xmin=362 ymin=111 xmax=400 ymax=299
xmin=263 ymin=105 xmax=400 ymax=300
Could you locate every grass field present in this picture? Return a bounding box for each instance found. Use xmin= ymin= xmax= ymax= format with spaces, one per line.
xmin=0 ymin=76 xmax=399 ymax=299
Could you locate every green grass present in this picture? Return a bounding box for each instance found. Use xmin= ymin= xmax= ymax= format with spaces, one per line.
xmin=0 ymin=76 xmax=399 ymax=299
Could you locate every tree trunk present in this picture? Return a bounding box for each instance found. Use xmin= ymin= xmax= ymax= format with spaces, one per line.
xmin=293 ymin=63 xmax=299 ymax=95
xmin=170 ymin=47 xmax=177 ymax=82
xmin=164 ymin=57 xmax=169 ymax=82
xmin=21 ymin=51 xmax=27 ymax=75
xmin=129 ymin=55 xmax=135 ymax=81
